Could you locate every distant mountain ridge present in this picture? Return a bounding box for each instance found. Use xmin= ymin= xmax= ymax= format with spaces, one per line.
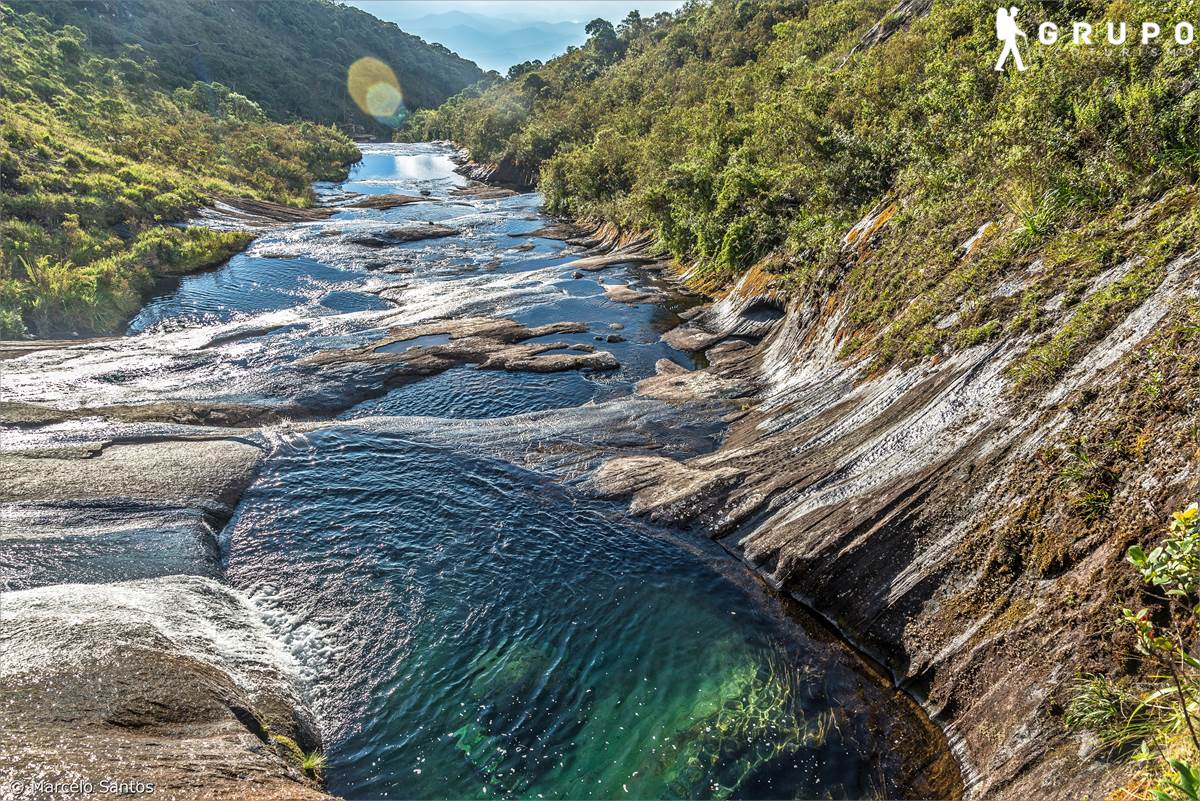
xmin=360 ymin=9 xmax=589 ymax=73
xmin=9 ymin=0 xmax=486 ymax=133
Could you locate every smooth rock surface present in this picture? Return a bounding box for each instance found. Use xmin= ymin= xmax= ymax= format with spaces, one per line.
xmin=0 ymin=577 xmax=328 ymax=800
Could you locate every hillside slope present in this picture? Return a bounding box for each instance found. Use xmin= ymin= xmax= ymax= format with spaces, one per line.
xmin=409 ymin=0 xmax=1200 ymax=797
xmin=0 ymin=3 xmax=359 ymax=337
xmin=11 ymin=0 xmax=485 ymax=133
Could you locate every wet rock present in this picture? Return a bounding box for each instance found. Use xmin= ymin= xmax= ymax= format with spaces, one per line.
xmin=450 ymin=184 xmax=520 ymax=200
xmin=608 ymin=322 xmax=624 ymax=330
xmin=595 ymin=250 xmax=1200 ymax=799
xmin=485 ymin=348 xmax=617 ymax=373
xmin=572 ymin=271 xmax=584 ymax=279
xmin=510 ymin=241 xmax=536 ymax=252
xmin=517 ymin=222 xmax=589 ymax=241
xmin=0 ymin=399 xmax=298 ymax=429
xmin=603 ymin=283 xmax=667 ymax=305
xmin=344 ymin=193 xmax=428 ymax=210
xmin=0 ymin=436 xmax=264 ymax=511
xmin=199 ymin=197 xmax=335 ymax=228
xmin=592 ymin=455 xmax=742 ymax=525
xmin=303 ymin=316 xmax=618 ymax=381
xmin=0 ymin=337 xmax=120 ymax=361
xmin=0 ymin=433 xmax=266 ymax=590
xmin=605 ymin=334 xmax=626 ymax=343
xmin=655 ymin=358 xmax=690 ymax=377
xmin=346 ymin=224 xmax=457 ymax=247
xmin=0 ymin=576 xmax=329 ymax=800
xmin=452 ymin=155 xmax=535 ymax=190
xmin=634 ymin=361 xmax=754 ymax=405
xmin=334 ymin=395 xmax=726 ymax=481
xmin=664 ymin=268 xmax=785 ymax=352
xmin=662 ymin=325 xmax=725 ymax=352
xmin=1 ymin=500 xmax=223 ymax=591
xmin=564 ymin=252 xmax=659 ymax=272
xmin=662 ymin=291 xmax=784 ymax=351
xmin=705 ymin=339 xmax=754 ymax=369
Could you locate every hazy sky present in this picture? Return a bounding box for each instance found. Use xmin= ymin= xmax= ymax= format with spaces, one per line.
xmin=347 ymin=1 xmax=686 ymax=25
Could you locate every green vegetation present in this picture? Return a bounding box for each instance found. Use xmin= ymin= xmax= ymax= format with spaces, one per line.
xmin=1068 ymin=504 xmax=1200 ymax=799
xmin=0 ymin=4 xmax=360 ymax=337
xmin=299 ymin=750 xmax=328 ymax=777
xmin=404 ymin=0 xmax=1200 ymax=375
xmin=270 ymin=733 xmax=327 ymax=780
xmin=11 ymin=0 xmax=484 ymax=134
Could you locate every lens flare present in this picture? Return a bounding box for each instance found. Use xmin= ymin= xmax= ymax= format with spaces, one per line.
xmin=347 ymin=57 xmax=406 ymax=124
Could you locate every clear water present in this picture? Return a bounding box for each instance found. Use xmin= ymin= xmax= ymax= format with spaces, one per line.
xmin=225 ymin=429 xmax=944 ymax=800
xmin=1 ymin=144 xmax=955 ymax=799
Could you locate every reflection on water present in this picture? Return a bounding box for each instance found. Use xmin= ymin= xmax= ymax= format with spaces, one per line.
xmin=337 ymin=142 xmax=468 ymax=196
xmin=127 ymin=256 xmax=392 ymax=334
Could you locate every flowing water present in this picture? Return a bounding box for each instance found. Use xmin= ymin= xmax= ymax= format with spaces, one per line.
xmin=1 ymin=144 xmax=955 ymax=799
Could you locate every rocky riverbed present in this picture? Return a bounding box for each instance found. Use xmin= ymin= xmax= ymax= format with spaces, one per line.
xmin=0 ymin=144 xmax=962 ymax=800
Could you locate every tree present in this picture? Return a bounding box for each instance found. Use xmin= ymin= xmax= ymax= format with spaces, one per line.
xmin=585 ymin=18 xmax=621 ymax=59
xmin=507 ymin=60 xmax=543 ymax=81
xmin=618 ymin=11 xmax=648 ymax=41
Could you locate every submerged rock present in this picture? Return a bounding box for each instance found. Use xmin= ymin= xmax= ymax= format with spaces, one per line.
xmin=0 ymin=576 xmax=329 ymax=800
xmin=0 ymin=337 xmax=120 ymax=361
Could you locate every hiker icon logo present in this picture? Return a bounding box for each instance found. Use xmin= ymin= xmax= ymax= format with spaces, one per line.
xmin=995 ymin=6 xmax=1028 ymax=71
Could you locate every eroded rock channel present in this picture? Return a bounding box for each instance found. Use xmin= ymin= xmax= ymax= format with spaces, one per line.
xmin=0 ymin=144 xmax=961 ymax=800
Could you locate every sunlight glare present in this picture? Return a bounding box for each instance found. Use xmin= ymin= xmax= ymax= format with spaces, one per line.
xmin=347 ymin=57 xmax=406 ymax=124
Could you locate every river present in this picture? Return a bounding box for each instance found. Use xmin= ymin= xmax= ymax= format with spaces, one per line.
xmin=0 ymin=143 xmax=954 ymax=799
